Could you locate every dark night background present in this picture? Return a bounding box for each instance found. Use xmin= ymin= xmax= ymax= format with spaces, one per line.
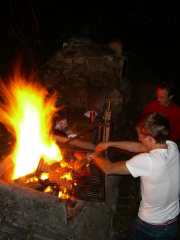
xmin=0 ymin=2 xmax=180 ymax=237
xmin=0 ymin=0 xmax=180 ymax=100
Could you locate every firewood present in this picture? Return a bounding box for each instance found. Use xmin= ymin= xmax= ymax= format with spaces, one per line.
xmin=12 ymin=172 xmax=37 ymax=186
xmin=49 ymin=172 xmax=72 ymax=189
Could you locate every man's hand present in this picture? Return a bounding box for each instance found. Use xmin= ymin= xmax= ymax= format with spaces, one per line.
xmin=95 ymin=141 xmax=110 ymax=153
xmin=87 ymin=152 xmax=130 ymax=175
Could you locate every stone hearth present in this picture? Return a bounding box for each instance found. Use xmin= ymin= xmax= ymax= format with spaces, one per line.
xmin=0 ymin=175 xmax=120 ymax=240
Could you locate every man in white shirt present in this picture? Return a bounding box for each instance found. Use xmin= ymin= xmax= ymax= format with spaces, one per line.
xmin=91 ymin=112 xmax=180 ymax=240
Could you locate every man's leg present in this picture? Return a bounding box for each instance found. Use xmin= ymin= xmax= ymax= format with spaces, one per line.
xmin=126 ymin=216 xmax=178 ymax=240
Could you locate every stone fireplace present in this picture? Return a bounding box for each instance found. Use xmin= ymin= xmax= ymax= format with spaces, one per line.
xmin=0 ymin=38 xmax=127 ymax=240
xmin=39 ymin=38 xmax=128 ymax=125
xmin=0 ymin=173 xmax=120 ymax=240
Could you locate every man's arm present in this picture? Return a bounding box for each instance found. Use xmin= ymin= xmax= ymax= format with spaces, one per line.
xmin=91 ymin=153 xmax=131 ymax=175
xmin=95 ymin=141 xmax=147 ymax=153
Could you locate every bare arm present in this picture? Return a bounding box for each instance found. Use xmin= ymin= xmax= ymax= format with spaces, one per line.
xmin=91 ymin=153 xmax=131 ymax=175
xmin=95 ymin=141 xmax=147 ymax=153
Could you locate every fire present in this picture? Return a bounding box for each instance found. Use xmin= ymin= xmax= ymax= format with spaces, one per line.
xmin=40 ymin=173 xmax=49 ymax=180
xmin=44 ymin=186 xmax=53 ymax=193
xmin=58 ymin=190 xmax=70 ymax=199
xmin=0 ymin=66 xmax=62 ymax=180
xmin=26 ymin=176 xmax=39 ymax=183
xmin=60 ymin=172 xmax=72 ymax=180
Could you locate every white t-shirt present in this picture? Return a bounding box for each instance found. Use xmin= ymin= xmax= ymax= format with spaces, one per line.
xmin=126 ymin=140 xmax=180 ymax=223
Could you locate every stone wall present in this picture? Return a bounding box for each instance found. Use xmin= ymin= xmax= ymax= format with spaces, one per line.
xmin=0 ymin=175 xmax=121 ymax=240
xmin=39 ymin=38 xmax=128 ymax=122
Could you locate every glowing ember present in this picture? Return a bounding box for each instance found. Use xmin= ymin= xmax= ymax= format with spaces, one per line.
xmin=44 ymin=186 xmax=53 ymax=193
xmin=60 ymin=172 xmax=72 ymax=180
xmin=59 ymin=161 xmax=69 ymax=168
xmin=0 ymin=66 xmax=62 ymax=180
xmin=26 ymin=176 xmax=39 ymax=183
xmin=40 ymin=173 xmax=49 ymax=180
xmin=58 ymin=190 xmax=70 ymax=199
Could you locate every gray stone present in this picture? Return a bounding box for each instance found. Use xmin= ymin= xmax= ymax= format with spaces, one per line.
xmin=39 ymin=38 xmax=128 ymax=123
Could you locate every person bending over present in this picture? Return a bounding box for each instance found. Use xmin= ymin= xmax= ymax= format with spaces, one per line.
xmin=90 ymin=112 xmax=180 ymax=240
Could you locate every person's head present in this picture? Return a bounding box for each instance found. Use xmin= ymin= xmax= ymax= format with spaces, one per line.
xmin=136 ymin=112 xmax=170 ymax=144
xmin=156 ymin=81 xmax=175 ymax=106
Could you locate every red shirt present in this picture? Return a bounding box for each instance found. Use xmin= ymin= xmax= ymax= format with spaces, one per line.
xmin=142 ymin=100 xmax=180 ymax=141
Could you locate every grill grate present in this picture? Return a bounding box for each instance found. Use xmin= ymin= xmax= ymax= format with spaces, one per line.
xmin=73 ymin=161 xmax=105 ymax=201
xmin=34 ymin=149 xmax=105 ymax=202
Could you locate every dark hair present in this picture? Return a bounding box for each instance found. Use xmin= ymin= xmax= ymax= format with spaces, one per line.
xmin=136 ymin=113 xmax=170 ymax=143
xmin=157 ymin=81 xmax=175 ymax=97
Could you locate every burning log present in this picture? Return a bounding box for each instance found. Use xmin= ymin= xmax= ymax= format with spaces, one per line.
xmin=49 ymin=172 xmax=72 ymax=189
xmin=12 ymin=172 xmax=38 ymax=185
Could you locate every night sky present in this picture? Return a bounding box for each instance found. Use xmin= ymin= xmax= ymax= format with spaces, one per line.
xmin=0 ymin=0 xmax=180 ymax=79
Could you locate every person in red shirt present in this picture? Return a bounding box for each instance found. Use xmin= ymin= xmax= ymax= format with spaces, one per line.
xmin=142 ymin=81 xmax=180 ymax=141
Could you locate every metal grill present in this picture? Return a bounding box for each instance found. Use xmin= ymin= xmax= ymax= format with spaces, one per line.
xmin=34 ymin=149 xmax=105 ymax=202
xmin=73 ymin=161 xmax=105 ymax=201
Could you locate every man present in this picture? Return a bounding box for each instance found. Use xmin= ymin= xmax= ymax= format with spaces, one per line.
xmin=90 ymin=113 xmax=180 ymax=240
xmin=142 ymin=81 xmax=180 ymax=141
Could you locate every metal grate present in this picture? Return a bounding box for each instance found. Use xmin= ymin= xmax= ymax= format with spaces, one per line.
xmin=35 ymin=149 xmax=105 ymax=202
xmin=72 ymin=161 xmax=105 ymax=201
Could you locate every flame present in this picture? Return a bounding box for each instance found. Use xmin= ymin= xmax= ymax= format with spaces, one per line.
xmin=58 ymin=190 xmax=70 ymax=199
xmin=26 ymin=176 xmax=39 ymax=183
xmin=44 ymin=186 xmax=53 ymax=193
xmin=0 ymin=66 xmax=62 ymax=180
xmin=40 ymin=173 xmax=49 ymax=180
xmin=60 ymin=172 xmax=72 ymax=180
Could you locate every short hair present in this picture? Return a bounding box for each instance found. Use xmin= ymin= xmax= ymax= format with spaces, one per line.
xmin=136 ymin=113 xmax=170 ymax=143
xmin=157 ymin=81 xmax=175 ymax=97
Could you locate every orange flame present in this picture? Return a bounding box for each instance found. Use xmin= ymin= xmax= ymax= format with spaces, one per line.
xmin=60 ymin=172 xmax=72 ymax=180
xmin=0 ymin=66 xmax=62 ymax=180
xmin=44 ymin=186 xmax=53 ymax=193
xmin=40 ymin=173 xmax=49 ymax=180
xmin=58 ymin=190 xmax=70 ymax=199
